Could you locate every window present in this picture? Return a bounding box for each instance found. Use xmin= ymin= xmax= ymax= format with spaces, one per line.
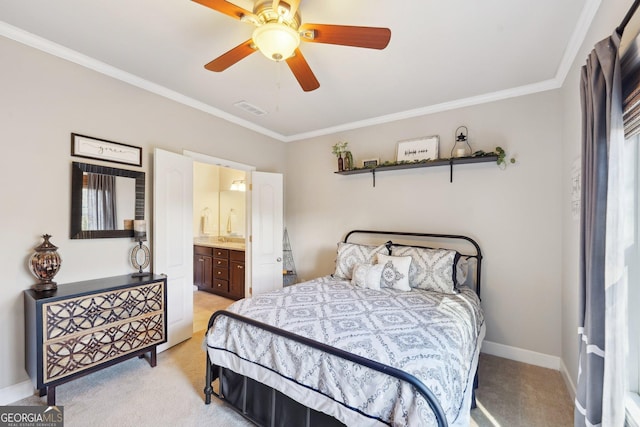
xmin=626 ymin=134 xmax=640 ymax=426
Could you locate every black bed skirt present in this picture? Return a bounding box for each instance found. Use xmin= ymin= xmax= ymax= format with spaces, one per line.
xmin=220 ymin=367 xmax=346 ymax=427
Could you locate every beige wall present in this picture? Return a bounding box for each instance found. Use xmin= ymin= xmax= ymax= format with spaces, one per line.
xmin=0 ymin=36 xmax=285 ymax=390
xmin=285 ymin=91 xmax=564 ymax=358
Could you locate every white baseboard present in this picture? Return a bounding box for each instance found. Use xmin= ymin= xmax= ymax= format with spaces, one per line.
xmin=0 ymin=379 xmax=33 ymax=405
xmin=480 ymin=341 xmax=578 ymax=401
xmin=481 ymin=340 xmax=561 ymax=370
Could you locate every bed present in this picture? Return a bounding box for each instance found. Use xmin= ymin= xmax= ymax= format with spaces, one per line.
xmin=204 ymin=230 xmax=486 ymax=427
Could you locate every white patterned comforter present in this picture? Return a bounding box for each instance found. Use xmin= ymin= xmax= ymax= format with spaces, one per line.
xmin=206 ymin=275 xmax=484 ymax=427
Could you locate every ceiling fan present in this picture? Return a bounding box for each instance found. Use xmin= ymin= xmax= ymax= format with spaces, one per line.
xmin=193 ymin=0 xmax=391 ymax=92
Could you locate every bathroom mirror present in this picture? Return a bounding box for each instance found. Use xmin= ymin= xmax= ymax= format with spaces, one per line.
xmin=70 ymin=161 xmax=145 ymax=239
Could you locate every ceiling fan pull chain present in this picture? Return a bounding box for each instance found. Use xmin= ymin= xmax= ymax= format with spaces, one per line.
xmin=275 ymin=62 xmax=282 ymax=112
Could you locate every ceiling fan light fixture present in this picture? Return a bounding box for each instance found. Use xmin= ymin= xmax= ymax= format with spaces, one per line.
xmin=252 ymin=23 xmax=300 ymax=61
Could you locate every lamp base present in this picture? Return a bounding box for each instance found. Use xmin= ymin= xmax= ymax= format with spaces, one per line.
xmin=130 ymin=241 xmax=151 ymax=277
xmin=32 ymin=281 xmax=57 ymax=292
xmin=131 ymin=271 xmax=151 ymax=278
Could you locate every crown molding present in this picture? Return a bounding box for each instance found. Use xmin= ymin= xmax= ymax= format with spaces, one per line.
xmin=0 ymin=21 xmax=283 ymax=141
xmin=554 ymin=0 xmax=602 ymax=85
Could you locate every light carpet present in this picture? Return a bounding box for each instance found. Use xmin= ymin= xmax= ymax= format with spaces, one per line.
xmin=11 ymin=330 xmax=252 ymax=427
xmin=11 ymin=328 xmax=573 ymax=426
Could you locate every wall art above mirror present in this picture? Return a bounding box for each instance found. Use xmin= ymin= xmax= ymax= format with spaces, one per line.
xmin=70 ymin=162 xmax=145 ymax=239
xmin=71 ymin=133 xmax=142 ymax=166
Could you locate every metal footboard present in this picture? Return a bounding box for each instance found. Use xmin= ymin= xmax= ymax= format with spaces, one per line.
xmin=204 ymin=309 xmax=448 ymax=427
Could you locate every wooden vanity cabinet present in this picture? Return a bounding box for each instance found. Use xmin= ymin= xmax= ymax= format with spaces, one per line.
xmin=229 ymin=250 xmax=245 ymax=299
xmin=194 ymin=245 xmax=245 ymax=300
xmin=194 ymin=246 xmax=213 ymax=290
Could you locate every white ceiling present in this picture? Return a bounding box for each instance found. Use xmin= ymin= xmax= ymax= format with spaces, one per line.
xmin=0 ymin=0 xmax=598 ymax=141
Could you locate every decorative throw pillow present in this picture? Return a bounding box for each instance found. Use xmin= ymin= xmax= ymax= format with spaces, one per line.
xmin=351 ymin=263 xmax=384 ymax=290
xmin=456 ymin=256 xmax=469 ymax=286
xmin=391 ymin=246 xmax=457 ymax=294
xmin=334 ymin=242 xmax=388 ymax=280
xmin=376 ymin=254 xmax=412 ymax=291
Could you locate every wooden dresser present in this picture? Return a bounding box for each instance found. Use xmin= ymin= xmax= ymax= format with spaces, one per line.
xmin=194 ymin=245 xmax=245 ymax=300
xmin=24 ymin=274 xmax=167 ymax=405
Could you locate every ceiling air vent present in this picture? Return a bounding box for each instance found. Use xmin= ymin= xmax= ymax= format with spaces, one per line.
xmin=234 ymin=101 xmax=267 ymax=116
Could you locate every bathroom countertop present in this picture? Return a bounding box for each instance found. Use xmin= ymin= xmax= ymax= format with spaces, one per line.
xmin=194 ymin=237 xmax=245 ymax=251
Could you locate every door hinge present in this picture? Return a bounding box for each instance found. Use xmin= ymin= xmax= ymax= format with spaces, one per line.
xmin=249 ymin=183 xmax=252 ymax=191
xmin=249 ymin=235 xmax=252 ymax=243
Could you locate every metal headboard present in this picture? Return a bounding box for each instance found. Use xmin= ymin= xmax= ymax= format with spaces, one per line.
xmin=344 ymin=230 xmax=483 ymax=298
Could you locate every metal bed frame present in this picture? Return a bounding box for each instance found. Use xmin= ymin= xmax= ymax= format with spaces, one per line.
xmin=204 ymin=230 xmax=483 ymax=427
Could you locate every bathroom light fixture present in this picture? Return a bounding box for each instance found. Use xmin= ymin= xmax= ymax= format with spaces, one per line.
xmin=230 ymin=180 xmax=246 ymax=192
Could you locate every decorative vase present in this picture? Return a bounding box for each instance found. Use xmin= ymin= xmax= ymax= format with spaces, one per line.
xmin=338 ymin=153 xmax=344 ymax=171
xmin=343 ymin=151 xmax=352 ymax=171
xmin=29 ymin=234 xmax=62 ymax=292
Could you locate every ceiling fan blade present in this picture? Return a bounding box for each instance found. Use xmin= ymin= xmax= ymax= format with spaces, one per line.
xmin=272 ymin=0 xmax=280 ymax=12
xmin=204 ymin=40 xmax=257 ymax=72
xmin=286 ymin=48 xmax=320 ymax=92
xmin=287 ymin=0 xmax=301 ymax=17
xmin=299 ymin=24 xmax=391 ymax=49
xmin=192 ymin=0 xmax=255 ymax=21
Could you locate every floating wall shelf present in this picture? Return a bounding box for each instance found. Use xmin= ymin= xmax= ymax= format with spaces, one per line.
xmin=334 ymin=154 xmax=499 ymax=186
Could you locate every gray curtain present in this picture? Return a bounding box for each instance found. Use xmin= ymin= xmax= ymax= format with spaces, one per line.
xmin=86 ymin=173 xmax=118 ymax=230
xmin=576 ymin=31 xmax=626 ymax=427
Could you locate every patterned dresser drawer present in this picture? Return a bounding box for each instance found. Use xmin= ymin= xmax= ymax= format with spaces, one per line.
xmin=44 ymin=281 xmax=164 ymax=340
xmin=24 ymin=274 xmax=167 ymax=406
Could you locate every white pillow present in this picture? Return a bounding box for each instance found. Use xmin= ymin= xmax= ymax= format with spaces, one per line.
xmin=456 ymin=257 xmax=469 ymax=285
xmin=391 ymin=246 xmax=457 ymax=294
xmin=334 ymin=242 xmax=388 ymax=280
xmin=351 ymin=263 xmax=384 ymax=290
xmin=376 ymin=254 xmax=412 ymax=291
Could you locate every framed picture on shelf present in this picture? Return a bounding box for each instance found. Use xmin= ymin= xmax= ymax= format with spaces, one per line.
xmin=361 ymin=158 xmax=379 ymax=168
xmin=71 ymin=133 xmax=143 ymax=167
xmin=396 ymin=135 xmax=439 ymax=162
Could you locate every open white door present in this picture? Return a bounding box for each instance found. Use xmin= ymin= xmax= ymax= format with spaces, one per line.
xmin=250 ymin=171 xmax=283 ymax=296
xmin=154 ymin=148 xmax=193 ymax=351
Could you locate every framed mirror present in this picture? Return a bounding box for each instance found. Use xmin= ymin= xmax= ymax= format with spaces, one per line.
xmin=70 ymin=162 xmax=145 ymax=239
